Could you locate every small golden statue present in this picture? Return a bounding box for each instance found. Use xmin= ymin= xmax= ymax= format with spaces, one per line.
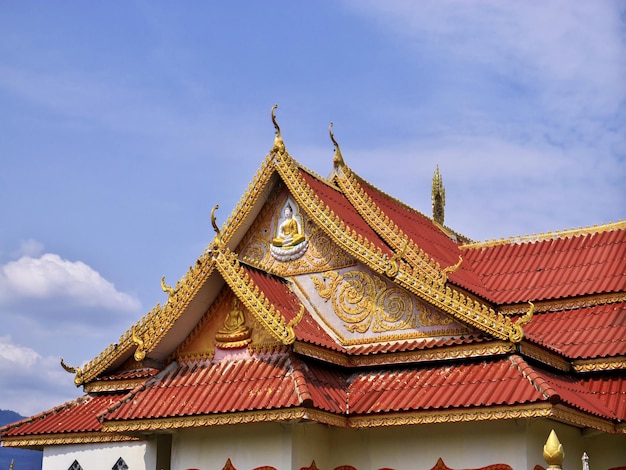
xmin=272 ymin=203 xmax=305 ymax=247
xmin=215 ymin=298 xmax=252 ymax=348
xmin=270 ymin=201 xmax=309 ymax=262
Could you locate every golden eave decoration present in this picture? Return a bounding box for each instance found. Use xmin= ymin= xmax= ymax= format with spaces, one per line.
xmin=213 ymin=244 xmax=300 ymax=345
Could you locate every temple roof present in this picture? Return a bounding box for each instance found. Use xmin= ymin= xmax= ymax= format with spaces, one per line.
xmin=2 ymin=112 xmax=624 ymax=446
xmin=461 ymin=225 xmax=626 ymax=304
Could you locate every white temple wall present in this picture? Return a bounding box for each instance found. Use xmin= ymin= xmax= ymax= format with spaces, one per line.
xmin=42 ymin=441 xmax=155 ymax=470
xmin=172 ymin=423 xmax=293 ymax=470
xmin=326 ymin=420 xmax=529 ymax=470
xmin=165 ymin=418 xmax=624 ymax=470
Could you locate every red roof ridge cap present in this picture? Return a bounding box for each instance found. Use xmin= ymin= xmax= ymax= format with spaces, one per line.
xmin=288 ymin=355 xmax=314 ymax=407
xmin=509 ymin=355 xmax=560 ymax=402
xmin=99 ymin=362 xmax=176 ymax=422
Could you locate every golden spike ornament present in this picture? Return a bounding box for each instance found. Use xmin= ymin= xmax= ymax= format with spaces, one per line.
xmin=432 ymin=165 xmax=445 ymax=225
xmin=518 ymin=301 xmax=535 ymax=327
xmin=329 ymin=122 xmax=344 ymax=168
xmin=271 ymin=104 xmax=285 ymax=153
xmin=441 ymin=255 xmax=463 ymax=284
xmin=211 ymin=204 xmax=222 ymax=245
xmin=131 ymin=326 xmax=146 ymax=362
xmin=60 ymin=358 xmax=83 ymax=386
xmin=543 ymin=429 xmax=564 ymax=469
xmin=160 ymin=276 xmax=175 ymax=298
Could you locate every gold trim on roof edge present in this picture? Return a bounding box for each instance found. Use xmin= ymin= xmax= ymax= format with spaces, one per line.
xmin=461 ymin=220 xmax=626 ymax=249
xmin=295 ymin=341 xmax=515 ymax=368
xmin=75 ymin=156 xmax=277 ymax=385
xmin=273 ymin=148 xmax=524 ymax=343
xmin=335 ymin=164 xmax=443 ymax=283
xmin=213 ymin=245 xmax=297 ymax=345
xmin=84 ymin=378 xmax=150 ymax=393
xmin=100 ymin=403 xmax=618 ymax=434
xmin=498 ymin=292 xmax=626 ymax=315
xmin=0 ymin=432 xmax=138 ymax=448
xmin=573 ymin=356 xmax=626 ymax=372
xmin=78 ymin=247 xmax=217 ymax=385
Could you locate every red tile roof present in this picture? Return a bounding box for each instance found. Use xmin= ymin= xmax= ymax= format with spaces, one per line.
xmin=462 ymin=228 xmax=626 ymax=304
xmin=579 ymin=374 xmax=626 ymax=421
xmin=347 ymin=356 xmax=616 ymax=420
xmin=358 ymin=178 xmax=488 ymax=296
xmin=300 ymin=170 xmax=393 ymax=259
xmin=523 ymin=302 xmax=626 ymax=359
xmin=104 ymin=351 xmax=344 ymax=422
xmin=0 ymin=393 xmax=126 ymax=437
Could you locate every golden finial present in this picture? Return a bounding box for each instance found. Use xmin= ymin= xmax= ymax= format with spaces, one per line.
xmin=61 ymin=358 xmax=83 ymax=386
xmin=543 ymin=430 xmax=565 ymax=469
xmin=441 ymin=255 xmax=463 ymax=284
xmin=131 ymin=326 xmax=146 ymax=362
xmin=432 ymin=165 xmax=445 ymax=225
xmin=160 ymin=276 xmax=174 ymax=297
xmin=517 ymin=301 xmax=535 ymax=327
xmin=211 ymin=204 xmax=222 ymax=244
xmin=329 ymin=122 xmax=344 ymax=168
xmin=60 ymin=357 xmax=76 ymax=374
xmin=9 ymin=459 xmax=14 ymax=470
xmin=271 ymin=104 xmax=285 ymax=153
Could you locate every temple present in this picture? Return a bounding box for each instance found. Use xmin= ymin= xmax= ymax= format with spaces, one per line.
xmin=1 ymin=109 xmax=625 ymax=470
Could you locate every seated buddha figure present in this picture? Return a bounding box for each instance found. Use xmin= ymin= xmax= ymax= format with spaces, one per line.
xmin=271 ymin=203 xmax=305 ymax=247
xmin=215 ymin=298 xmax=251 ymax=347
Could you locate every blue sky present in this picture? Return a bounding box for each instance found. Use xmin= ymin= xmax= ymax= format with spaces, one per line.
xmin=0 ymin=1 xmax=624 ymax=416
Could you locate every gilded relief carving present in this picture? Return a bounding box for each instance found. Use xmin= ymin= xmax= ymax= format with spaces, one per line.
xmin=312 ymin=270 xmax=453 ymax=334
xmin=239 ymin=192 xmax=355 ymax=276
xmin=270 ymin=200 xmax=308 ymax=261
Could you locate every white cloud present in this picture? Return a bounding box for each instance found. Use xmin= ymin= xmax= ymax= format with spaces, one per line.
xmin=0 ymin=335 xmax=39 ymax=370
xmin=0 ymin=253 xmax=141 ymax=313
xmin=0 ymin=336 xmax=79 ymax=416
xmin=14 ymin=239 xmax=44 ymax=258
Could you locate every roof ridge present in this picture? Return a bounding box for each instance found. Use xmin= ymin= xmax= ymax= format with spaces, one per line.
xmin=509 ymin=355 xmax=559 ymax=401
xmin=288 ymin=354 xmax=314 ymax=407
xmin=461 ymin=220 xmax=626 ymax=249
xmin=334 ymin=164 xmax=444 ymax=284
xmin=351 ymin=172 xmax=473 ymax=244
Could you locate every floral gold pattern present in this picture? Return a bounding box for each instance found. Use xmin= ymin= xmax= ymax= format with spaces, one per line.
xmin=312 ymin=270 xmax=453 ymax=334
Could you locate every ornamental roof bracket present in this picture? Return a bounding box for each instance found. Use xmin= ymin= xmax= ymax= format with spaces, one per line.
xmin=160 ymin=276 xmax=175 ymax=302
xmin=440 ymin=255 xmax=463 ymax=284
xmin=384 ymin=237 xmax=408 ymax=278
xmin=211 ymin=204 xmax=222 ymax=247
xmin=131 ymin=326 xmax=146 ymax=362
xmin=60 ymin=358 xmax=84 ymax=386
xmin=508 ymin=301 xmax=535 ymax=343
xmin=329 ymin=122 xmax=345 ymax=169
xmin=270 ymin=104 xmax=286 ymax=156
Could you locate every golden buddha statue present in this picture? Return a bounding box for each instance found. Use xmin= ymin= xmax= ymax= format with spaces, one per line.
xmin=272 ymin=203 xmax=305 ymax=247
xmin=215 ymin=298 xmax=251 ymax=348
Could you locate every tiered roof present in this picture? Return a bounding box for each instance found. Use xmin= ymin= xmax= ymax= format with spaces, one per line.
xmin=2 ymin=110 xmax=624 ymax=449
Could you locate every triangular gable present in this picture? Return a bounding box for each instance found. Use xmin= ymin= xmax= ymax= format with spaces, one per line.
xmin=67 ymin=111 xmax=535 ymax=388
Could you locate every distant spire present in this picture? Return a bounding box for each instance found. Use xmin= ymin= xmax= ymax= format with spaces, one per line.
xmin=432 ymin=165 xmax=446 ymax=225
